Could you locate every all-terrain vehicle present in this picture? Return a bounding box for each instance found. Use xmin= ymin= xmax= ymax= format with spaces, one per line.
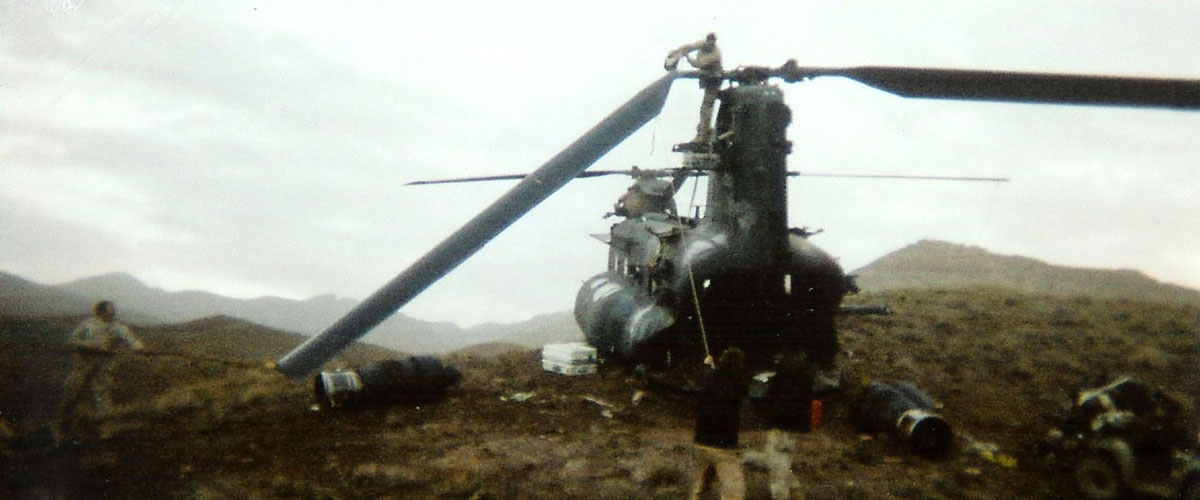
xmin=1072 ymin=434 xmax=1200 ymax=499
xmin=1041 ymin=376 xmax=1200 ymax=500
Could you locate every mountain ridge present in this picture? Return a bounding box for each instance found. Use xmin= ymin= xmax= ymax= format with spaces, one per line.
xmin=2 ymin=269 xmax=579 ymax=355
xmin=850 ymin=239 xmax=1200 ymax=305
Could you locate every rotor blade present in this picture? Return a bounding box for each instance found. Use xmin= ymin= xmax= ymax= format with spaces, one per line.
xmin=275 ymin=73 xmax=677 ymax=378
xmin=405 ymin=173 xmax=528 ymax=185
xmin=411 ymin=169 xmax=1008 ymax=185
xmin=405 ymin=170 xmax=641 ymax=186
xmin=787 ymin=172 xmax=1009 ymax=182
xmin=788 ymin=66 xmax=1200 ymax=109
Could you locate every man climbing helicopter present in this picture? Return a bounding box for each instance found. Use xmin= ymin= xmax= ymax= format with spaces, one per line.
xmin=664 ymin=33 xmax=723 ymax=147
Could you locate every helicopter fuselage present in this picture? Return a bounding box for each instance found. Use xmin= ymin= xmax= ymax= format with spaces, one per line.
xmin=575 ymin=82 xmax=848 ymax=371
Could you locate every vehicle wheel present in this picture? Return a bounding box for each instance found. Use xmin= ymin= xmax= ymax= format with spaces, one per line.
xmin=1182 ymin=472 xmax=1200 ymax=500
xmin=1074 ymin=455 xmax=1125 ymax=500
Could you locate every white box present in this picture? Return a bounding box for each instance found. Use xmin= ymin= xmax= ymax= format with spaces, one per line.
xmin=542 ymin=359 xmax=598 ymax=376
xmin=541 ymin=342 xmax=597 ymax=364
xmin=541 ymin=342 xmax=598 ymax=376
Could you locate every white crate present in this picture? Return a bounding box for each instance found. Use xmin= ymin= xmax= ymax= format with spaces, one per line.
xmin=541 ymin=342 xmax=598 ymax=376
xmin=541 ymin=342 xmax=597 ymax=364
xmin=542 ymin=359 xmax=597 ymax=376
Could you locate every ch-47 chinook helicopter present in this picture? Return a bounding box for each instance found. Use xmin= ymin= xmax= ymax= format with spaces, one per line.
xmin=273 ymin=51 xmax=1199 ymax=391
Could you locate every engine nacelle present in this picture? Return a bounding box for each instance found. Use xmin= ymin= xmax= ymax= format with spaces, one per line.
xmin=574 ymin=271 xmax=676 ymax=360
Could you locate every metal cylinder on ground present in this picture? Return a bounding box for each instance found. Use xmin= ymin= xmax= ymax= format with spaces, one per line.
xmin=852 ymin=381 xmax=954 ymax=457
xmin=313 ymin=356 xmax=463 ymax=409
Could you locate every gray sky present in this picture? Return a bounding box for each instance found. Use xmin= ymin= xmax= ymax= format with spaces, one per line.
xmin=3 ymin=0 xmax=1197 ymax=327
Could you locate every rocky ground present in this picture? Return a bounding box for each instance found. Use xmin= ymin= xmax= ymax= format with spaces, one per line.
xmin=2 ymin=287 xmax=1198 ymax=499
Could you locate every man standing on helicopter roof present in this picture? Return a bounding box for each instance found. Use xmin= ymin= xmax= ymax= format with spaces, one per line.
xmin=664 ymin=33 xmax=723 ymax=146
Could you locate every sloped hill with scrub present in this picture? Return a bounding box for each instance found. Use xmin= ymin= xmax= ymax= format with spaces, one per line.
xmin=2 ymin=287 xmax=1197 ymax=499
xmin=853 ymin=240 xmax=1200 ymax=306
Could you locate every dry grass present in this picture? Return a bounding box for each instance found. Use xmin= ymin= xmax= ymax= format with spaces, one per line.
xmin=3 ymin=288 xmax=1198 ymax=499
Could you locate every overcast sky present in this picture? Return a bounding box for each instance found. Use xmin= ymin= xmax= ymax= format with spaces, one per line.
xmin=3 ymin=1 xmax=1197 ymax=327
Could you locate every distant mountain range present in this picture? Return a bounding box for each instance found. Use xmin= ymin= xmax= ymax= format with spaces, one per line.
xmin=0 ymin=270 xmax=582 ymax=354
xmin=3 ymin=239 xmax=1195 ymax=355
xmin=851 ymin=239 xmax=1200 ymax=305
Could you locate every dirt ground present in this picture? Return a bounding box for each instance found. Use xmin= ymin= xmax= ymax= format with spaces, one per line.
xmin=3 ymin=288 xmax=1198 ymax=499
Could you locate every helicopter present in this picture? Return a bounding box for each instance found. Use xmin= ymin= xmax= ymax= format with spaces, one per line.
xmin=272 ymin=50 xmax=1199 ymax=387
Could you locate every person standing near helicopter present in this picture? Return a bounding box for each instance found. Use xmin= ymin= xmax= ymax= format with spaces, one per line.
xmin=756 ymin=352 xmax=815 ymax=500
xmin=664 ymin=33 xmax=723 ymax=146
xmin=689 ymin=347 xmax=750 ymax=500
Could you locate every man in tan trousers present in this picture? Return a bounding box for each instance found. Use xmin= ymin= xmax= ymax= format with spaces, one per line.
xmin=665 ymin=33 xmax=724 ymax=145
xmin=54 ymin=300 xmax=144 ymax=441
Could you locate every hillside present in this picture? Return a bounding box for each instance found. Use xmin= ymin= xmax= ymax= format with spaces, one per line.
xmin=56 ymin=272 xmax=464 ymax=353
xmin=0 ymin=273 xmax=158 ymax=324
xmin=0 ymin=314 xmax=402 ymax=439
xmin=461 ymin=311 xmax=584 ymax=349
xmin=1 ymin=271 xmax=528 ymax=354
xmin=4 ymin=288 xmax=1198 ymax=499
xmin=852 ymin=240 xmax=1200 ymax=305
xmin=7 ymin=270 xmax=585 ymax=354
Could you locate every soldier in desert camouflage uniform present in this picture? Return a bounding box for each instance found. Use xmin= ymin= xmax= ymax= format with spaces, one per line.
xmin=53 ymin=300 xmax=144 ymax=440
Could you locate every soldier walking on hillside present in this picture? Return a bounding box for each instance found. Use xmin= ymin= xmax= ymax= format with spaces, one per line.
xmin=53 ymin=300 xmax=144 ymax=442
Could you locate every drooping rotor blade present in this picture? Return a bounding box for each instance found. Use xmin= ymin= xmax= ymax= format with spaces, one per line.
xmin=275 ymin=73 xmax=678 ymax=378
xmin=779 ymin=65 xmax=1200 ymax=109
xmin=787 ymin=172 xmax=1008 ymax=182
